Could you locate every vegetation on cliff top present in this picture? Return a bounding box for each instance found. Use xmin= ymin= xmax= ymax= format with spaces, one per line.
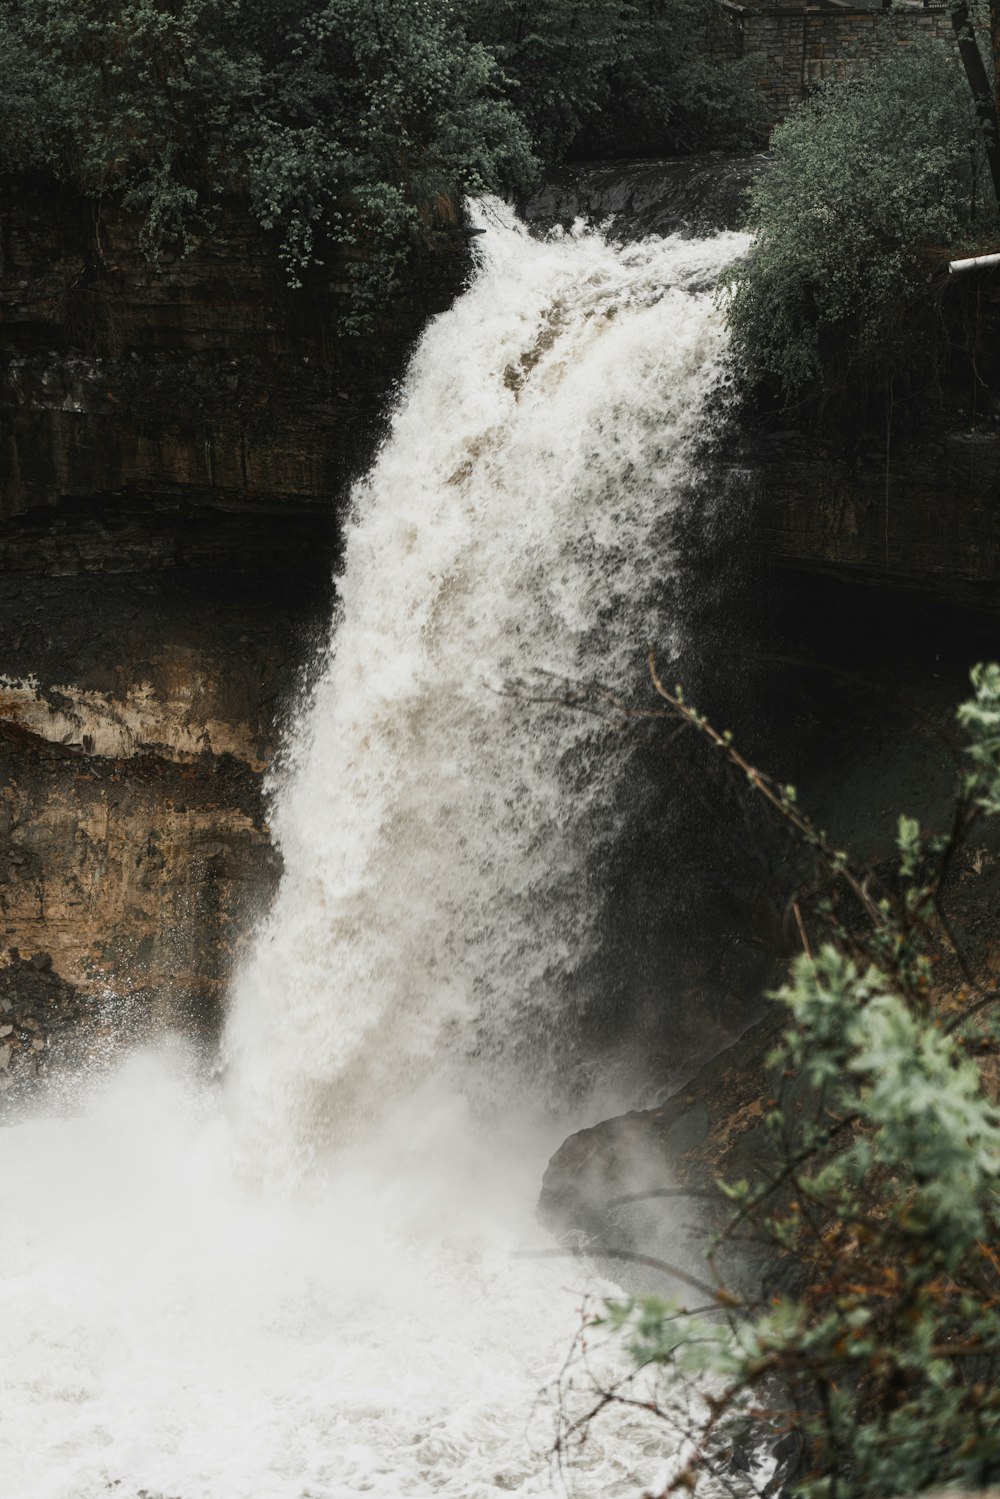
xmin=0 ymin=0 xmax=763 ymax=325
xmin=727 ymin=33 xmax=1000 ymax=409
xmin=464 ymin=0 xmax=763 ymax=161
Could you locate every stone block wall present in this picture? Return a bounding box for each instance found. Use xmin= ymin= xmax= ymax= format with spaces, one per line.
xmin=728 ymin=6 xmax=808 ymax=120
xmin=722 ymin=2 xmax=955 ymax=121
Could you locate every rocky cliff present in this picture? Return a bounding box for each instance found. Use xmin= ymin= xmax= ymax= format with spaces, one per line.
xmin=5 ymin=158 xmax=1000 ymax=1122
xmin=0 ymin=177 xmax=467 ymax=1092
xmin=744 ymin=328 xmax=1000 ymax=616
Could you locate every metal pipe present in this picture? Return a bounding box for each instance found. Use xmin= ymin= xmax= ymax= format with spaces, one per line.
xmin=948 ymin=250 xmax=1000 ymax=273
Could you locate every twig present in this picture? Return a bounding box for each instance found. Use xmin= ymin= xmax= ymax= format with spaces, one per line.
xmin=647 ymin=650 xmax=884 ymax=928
xmin=514 ymin=1247 xmax=720 ymax=1301
xmin=606 ymin=1186 xmax=720 ymax=1209
xmin=791 ymin=899 xmax=812 ymax=959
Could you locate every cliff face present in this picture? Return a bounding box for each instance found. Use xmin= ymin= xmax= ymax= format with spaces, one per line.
xmin=0 ymin=177 xmax=465 ymax=527
xmin=5 ymin=158 xmax=1000 ymax=1114
xmin=0 ymin=178 xmax=467 ymax=1090
xmin=745 ymin=396 xmax=1000 ymax=616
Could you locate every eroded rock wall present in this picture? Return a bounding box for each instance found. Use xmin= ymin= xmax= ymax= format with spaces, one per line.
xmin=0 ymin=178 xmax=464 ymax=522
xmin=741 ymin=272 xmax=1000 ymax=612
xmin=747 ymin=421 xmax=1000 ymax=613
xmin=0 ymin=177 xmax=467 ymax=1089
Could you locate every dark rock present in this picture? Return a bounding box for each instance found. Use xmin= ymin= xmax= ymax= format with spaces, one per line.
xmin=0 ymin=176 xmax=468 ymax=1054
xmin=0 ymin=179 xmax=468 ymax=542
xmin=522 ymin=154 xmax=768 ymax=239
xmin=539 ymin=1013 xmax=785 ymax=1244
xmin=0 ymin=947 xmax=89 ymax=1097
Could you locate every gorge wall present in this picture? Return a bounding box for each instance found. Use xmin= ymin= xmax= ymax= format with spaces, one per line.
xmin=0 ymin=179 xmax=467 ymax=1088
xmin=3 ymin=161 xmax=1000 ymax=1109
xmin=741 ymin=266 xmax=1000 ymax=618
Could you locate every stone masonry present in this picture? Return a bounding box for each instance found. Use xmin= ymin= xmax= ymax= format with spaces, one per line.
xmin=720 ymin=2 xmax=955 ymax=121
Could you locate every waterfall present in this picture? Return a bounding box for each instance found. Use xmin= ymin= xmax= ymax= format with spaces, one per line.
xmin=0 ymin=203 xmax=749 ymax=1499
xmin=225 ymin=201 xmax=748 ymax=1171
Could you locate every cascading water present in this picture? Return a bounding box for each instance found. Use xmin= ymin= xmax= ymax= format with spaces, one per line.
xmin=0 ymin=202 xmax=749 ymax=1499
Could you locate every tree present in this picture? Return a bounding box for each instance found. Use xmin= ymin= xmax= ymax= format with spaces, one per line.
xmin=725 ymin=37 xmax=994 ymax=400
xmin=0 ymin=0 xmax=259 ymax=252
xmin=462 ymin=0 xmax=628 ymax=160
xmin=463 ymin=0 xmax=766 ymax=161
xmin=949 ymin=0 xmax=1000 ymax=202
xmin=241 ymin=0 xmax=537 ymax=318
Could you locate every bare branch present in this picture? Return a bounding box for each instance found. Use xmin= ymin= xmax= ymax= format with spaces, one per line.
xmin=513 ymin=1246 xmax=720 ymax=1301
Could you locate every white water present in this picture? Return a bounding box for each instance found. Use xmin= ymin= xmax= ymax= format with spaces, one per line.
xmin=0 ymin=205 xmax=748 ymax=1499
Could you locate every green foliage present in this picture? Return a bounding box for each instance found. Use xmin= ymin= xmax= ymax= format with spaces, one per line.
xmin=0 ymin=0 xmax=534 ymax=321
xmin=0 ymin=0 xmax=765 ymax=324
xmin=595 ymin=664 xmax=1000 ymax=1497
xmin=463 ymin=0 xmax=766 ymax=161
xmin=727 ymin=36 xmax=995 ymax=398
xmin=242 ymin=0 xmax=537 ymax=319
xmin=462 ymin=0 xmax=625 ymax=161
xmin=596 ymin=0 xmax=767 ymax=157
xmin=0 ymin=0 xmax=259 ymax=249
xmin=958 ymin=661 xmax=1000 ymax=816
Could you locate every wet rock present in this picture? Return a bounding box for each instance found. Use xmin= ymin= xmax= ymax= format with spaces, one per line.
xmin=0 ymin=725 xmax=282 ymax=1044
xmin=523 ymin=154 xmax=767 ymax=239
xmin=0 ymin=177 xmax=467 ymax=1053
xmin=539 ymin=1014 xmax=786 ymax=1244
xmin=0 ymin=947 xmax=89 ymax=1097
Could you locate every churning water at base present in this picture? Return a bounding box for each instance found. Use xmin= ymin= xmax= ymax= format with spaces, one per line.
xmin=0 ymin=206 xmax=749 ymax=1499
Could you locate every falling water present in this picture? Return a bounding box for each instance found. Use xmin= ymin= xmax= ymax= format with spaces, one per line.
xmin=225 ymin=202 xmax=748 ymax=1167
xmin=0 ymin=203 xmax=749 ymax=1499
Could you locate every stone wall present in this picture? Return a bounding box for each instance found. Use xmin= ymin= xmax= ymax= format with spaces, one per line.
xmin=736 ymin=268 xmax=1000 ymax=613
xmin=721 ymin=2 xmax=955 ymax=121
xmin=746 ymin=424 xmax=1000 ymax=611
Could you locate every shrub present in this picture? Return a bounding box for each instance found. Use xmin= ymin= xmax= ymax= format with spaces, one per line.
xmin=727 ymin=37 xmax=995 ymax=400
xmin=567 ymin=663 xmax=1000 ymax=1497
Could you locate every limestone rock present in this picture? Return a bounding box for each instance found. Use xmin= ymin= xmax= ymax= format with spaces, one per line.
xmin=0 ymin=177 xmax=467 ymax=1059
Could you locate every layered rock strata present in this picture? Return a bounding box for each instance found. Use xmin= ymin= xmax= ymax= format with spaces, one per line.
xmin=0 ymin=178 xmax=467 ymax=1088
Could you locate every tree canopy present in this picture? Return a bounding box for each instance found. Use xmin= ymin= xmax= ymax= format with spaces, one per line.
xmin=0 ymin=0 xmax=764 ymax=323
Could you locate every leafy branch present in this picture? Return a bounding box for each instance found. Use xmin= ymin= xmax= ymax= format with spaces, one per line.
xmin=547 ymin=662 xmax=1000 ymax=1499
